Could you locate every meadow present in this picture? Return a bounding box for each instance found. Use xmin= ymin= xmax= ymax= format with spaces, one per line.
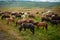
xmin=0 ymin=7 xmax=60 ymax=40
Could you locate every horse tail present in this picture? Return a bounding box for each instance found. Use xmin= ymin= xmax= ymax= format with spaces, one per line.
xmin=1 ymin=16 xmax=3 ymax=20
xmin=45 ymin=24 xmax=48 ymax=31
xmin=15 ymin=22 xmax=17 ymax=26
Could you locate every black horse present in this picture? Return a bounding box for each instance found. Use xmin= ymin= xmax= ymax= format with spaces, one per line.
xmin=51 ymin=15 xmax=60 ymax=20
xmin=1 ymin=15 xmax=10 ymax=20
xmin=49 ymin=14 xmax=60 ymax=25
xmin=0 ymin=11 xmax=3 ymax=16
xmin=50 ymin=20 xmax=59 ymax=25
xmin=19 ymin=23 xmax=35 ymax=34
xmin=15 ymin=14 xmax=21 ymax=18
xmin=28 ymin=14 xmax=35 ymax=18
xmin=41 ymin=17 xmax=50 ymax=22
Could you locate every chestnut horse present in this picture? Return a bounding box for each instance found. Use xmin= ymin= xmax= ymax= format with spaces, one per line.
xmin=16 ymin=19 xmax=27 ymax=26
xmin=34 ymin=21 xmax=48 ymax=30
xmin=16 ymin=18 xmax=35 ymax=26
xmin=6 ymin=16 xmax=15 ymax=24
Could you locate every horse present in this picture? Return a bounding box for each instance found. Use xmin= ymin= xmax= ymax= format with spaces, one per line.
xmin=41 ymin=12 xmax=56 ymax=22
xmin=27 ymin=18 xmax=35 ymax=24
xmin=21 ymin=12 xmax=28 ymax=19
xmin=11 ymin=15 xmax=15 ymax=19
xmin=28 ymin=14 xmax=35 ymax=18
xmin=1 ymin=15 xmax=10 ymax=20
xmin=34 ymin=21 xmax=48 ymax=30
xmin=19 ymin=23 xmax=35 ymax=34
xmin=51 ymin=14 xmax=60 ymax=20
xmin=15 ymin=14 xmax=21 ymax=18
xmin=41 ymin=15 xmax=50 ymax=22
xmin=16 ymin=18 xmax=35 ymax=26
xmin=50 ymin=15 xmax=60 ymax=25
xmin=16 ymin=19 xmax=27 ymax=26
xmin=11 ymin=12 xmax=17 ymax=16
xmin=19 ymin=12 xmax=24 ymax=15
xmin=50 ymin=20 xmax=59 ymax=25
xmin=0 ymin=11 xmax=3 ymax=16
xmin=6 ymin=17 xmax=15 ymax=24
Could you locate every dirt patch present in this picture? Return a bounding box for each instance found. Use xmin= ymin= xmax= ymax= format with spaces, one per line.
xmin=0 ymin=22 xmax=24 ymax=40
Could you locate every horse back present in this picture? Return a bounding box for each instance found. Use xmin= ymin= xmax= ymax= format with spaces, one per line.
xmin=22 ymin=23 xmax=34 ymax=28
xmin=37 ymin=22 xmax=46 ymax=26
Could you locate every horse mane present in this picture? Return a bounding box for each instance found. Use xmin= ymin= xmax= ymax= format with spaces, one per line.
xmin=34 ymin=22 xmax=39 ymax=25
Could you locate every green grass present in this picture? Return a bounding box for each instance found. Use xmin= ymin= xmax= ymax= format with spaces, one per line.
xmin=0 ymin=16 xmax=60 ymax=40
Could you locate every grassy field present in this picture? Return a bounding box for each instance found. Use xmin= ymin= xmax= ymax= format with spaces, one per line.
xmin=0 ymin=1 xmax=60 ymax=40
xmin=0 ymin=6 xmax=60 ymax=40
xmin=0 ymin=12 xmax=60 ymax=40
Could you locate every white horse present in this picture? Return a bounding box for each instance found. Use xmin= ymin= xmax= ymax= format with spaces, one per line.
xmin=42 ymin=10 xmax=52 ymax=16
xmin=21 ymin=12 xmax=28 ymax=19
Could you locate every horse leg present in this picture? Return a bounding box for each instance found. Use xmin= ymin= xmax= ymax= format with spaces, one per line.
xmin=41 ymin=18 xmax=43 ymax=22
xmin=37 ymin=26 xmax=39 ymax=29
xmin=19 ymin=26 xmax=23 ymax=32
xmin=43 ymin=26 xmax=44 ymax=29
xmin=15 ymin=22 xmax=17 ymax=26
xmin=41 ymin=18 xmax=45 ymax=22
xmin=45 ymin=24 xmax=48 ymax=31
xmin=55 ymin=23 xmax=58 ymax=27
xmin=24 ymin=27 xmax=26 ymax=31
xmin=13 ymin=20 xmax=15 ymax=23
xmin=30 ymin=27 xmax=34 ymax=34
xmin=7 ymin=21 xmax=9 ymax=24
xmin=1 ymin=17 xmax=3 ymax=20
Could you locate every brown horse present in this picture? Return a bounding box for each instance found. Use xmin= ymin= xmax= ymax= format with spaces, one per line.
xmin=6 ymin=17 xmax=15 ymax=24
xmin=27 ymin=18 xmax=35 ymax=23
xmin=16 ymin=19 xmax=28 ymax=26
xmin=28 ymin=14 xmax=35 ymax=18
xmin=34 ymin=21 xmax=48 ymax=30
xmin=16 ymin=18 xmax=35 ymax=26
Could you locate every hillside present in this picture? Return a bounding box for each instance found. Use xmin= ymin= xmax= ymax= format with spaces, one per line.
xmin=0 ymin=1 xmax=60 ymax=8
